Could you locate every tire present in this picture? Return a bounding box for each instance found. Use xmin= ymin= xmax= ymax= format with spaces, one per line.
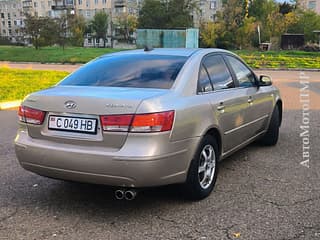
xmin=183 ymin=135 xmax=219 ymax=200
xmin=260 ymin=105 xmax=280 ymax=146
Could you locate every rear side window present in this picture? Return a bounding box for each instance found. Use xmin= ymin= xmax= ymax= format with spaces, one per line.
xmin=198 ymin=64 xmax=213 ymax=93
xmin=59 ymin=54 xmax=188 ymax=89
xmin=202 ymin=55 xmax=234 ymax=90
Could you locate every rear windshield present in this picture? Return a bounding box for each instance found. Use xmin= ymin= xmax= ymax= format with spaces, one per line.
xmin=59 ymin=54 xmax=188 ymax=89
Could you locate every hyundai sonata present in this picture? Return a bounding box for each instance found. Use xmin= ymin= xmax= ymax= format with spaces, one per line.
xmin=15 ymin=48 xmax=282 ymax=200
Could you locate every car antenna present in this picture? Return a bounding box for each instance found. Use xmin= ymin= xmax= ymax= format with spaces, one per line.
xmin=144 ymin=45 xmax=154 ymax=52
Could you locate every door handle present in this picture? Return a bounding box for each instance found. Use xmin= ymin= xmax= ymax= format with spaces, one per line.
xmin=217 ymin=103 xmax=225 ymax=111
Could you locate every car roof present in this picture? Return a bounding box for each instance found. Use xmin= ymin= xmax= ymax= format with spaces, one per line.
xmin=100 ymin=48 xmax=232 ymax=58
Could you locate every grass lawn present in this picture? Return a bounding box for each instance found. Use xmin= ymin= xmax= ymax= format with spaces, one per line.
xmin=235 ymin=50 xmax=320 ymax=69
xmin=0 ymin=46 xmax=319 ymax=69
xmin=0 ymin=46 xmax=123 ymax=64
xmin=0 ymin=68 xmax=68 ymax=102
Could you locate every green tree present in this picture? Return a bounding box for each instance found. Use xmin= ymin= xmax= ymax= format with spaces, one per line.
xmin=283 ymin=11 xmax=299 ymax=33
xmin=214 ymin=0 xmax=245 ymax=49
xmin=248 ymin=0 xmax=277 ymax=22
xmin=200 ymin=22 xmax=225 ymax=48
xmin=55 ymin=15 xmax=69 ymax=50
xmin=138 ymin=0 xmax=196 ymax=29
xmin=138 ymin=0 xmax=166 ymax=28
xmin=69 ymin=14 xmax=86 ymax=47
xmin=288 ymin=10 xmax=320 ymax=42
xmin=236 ymin=17 xmax=257 ymax=49
xmin=116 ymin=14 xmax=138 ymax=42
xmin=24 ymin=14 xmax=42 ymax=49
xmin=265 ymin=9 xmax=286 ymax=39
xmin=279 ymin=2 xmax=295 ymax=15
xmin=24 ymin=14 xmax=56 ymax=49
xmin=248 ymin=0 xmax=278 ymax=42
xmin=91 ymin=11 xmax=109 ymax=47
xmin=166 ymin=0 xmax=195 ymax=28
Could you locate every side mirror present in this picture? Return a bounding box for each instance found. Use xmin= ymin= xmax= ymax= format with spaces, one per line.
xmin=258 ymin=75 xmax=272 ymax=86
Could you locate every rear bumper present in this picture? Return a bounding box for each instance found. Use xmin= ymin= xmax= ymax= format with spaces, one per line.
xmin=15 ymin=131 xmax=199 ymax=187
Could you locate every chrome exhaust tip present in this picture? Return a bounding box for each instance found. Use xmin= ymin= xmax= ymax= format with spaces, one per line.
xmin=115 ymin=189 xmax=125 ymax=200
xmin=124 ymin=190 xmax=137 ymax=201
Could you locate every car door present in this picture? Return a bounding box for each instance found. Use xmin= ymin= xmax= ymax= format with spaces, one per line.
xmin=199 ymin=54 xmax=251 ymax=154
xmin=224 ymin=55 xmax=274 ymax=139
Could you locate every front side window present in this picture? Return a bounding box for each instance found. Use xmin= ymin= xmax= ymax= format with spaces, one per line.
xmin=203 ymin=55 xmax=234 ymax=90
xmin=59 ymin=54 xmax=187 ymax=89
xmin=226 ymin=56 xmax=256 ymax=88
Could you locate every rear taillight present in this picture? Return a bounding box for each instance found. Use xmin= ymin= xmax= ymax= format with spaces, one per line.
xmin=18 ymin=106 xmax=45 ymax=125
xmin=131 ymin=111 xmax=175 ymax=132
xmin=100 ymin=114 xmax=134 ymax=132
xmin=100 ymin=111 xmax=175 ymax=133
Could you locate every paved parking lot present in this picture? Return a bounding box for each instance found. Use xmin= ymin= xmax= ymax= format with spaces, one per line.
xmin=0 ymin=70 xmax=319 ymax=240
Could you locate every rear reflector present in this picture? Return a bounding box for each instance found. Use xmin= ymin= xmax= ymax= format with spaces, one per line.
xmin=100 ymin=111 xmax=175 ymax=133
xmin=18 ymin=106 xmax=45 ymax=125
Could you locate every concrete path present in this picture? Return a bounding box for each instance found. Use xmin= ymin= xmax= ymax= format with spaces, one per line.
xmin=0 ymin=61 xmax=82 ymax=72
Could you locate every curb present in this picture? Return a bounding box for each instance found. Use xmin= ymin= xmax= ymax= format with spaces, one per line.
xmin=0 ymin=100 xmax=21 ymax=110
xmin=254 ymin=68 xmax=320 ymax=72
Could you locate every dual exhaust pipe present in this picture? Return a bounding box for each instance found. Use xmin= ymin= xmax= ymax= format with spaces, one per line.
xmin=115 ymin=189 xmax=137 ymax=200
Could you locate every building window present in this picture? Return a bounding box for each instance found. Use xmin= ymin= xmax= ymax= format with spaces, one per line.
xmin=3 ymin=29 xmax=6 ymax=34
xmin=308 ymin=1 xmax=316 ymax=9
xmin=102 ymin=0 xmax=106 ymax=4
xmin=9 ymin=29 xmax=12 ymax=34
xmin=210 ymin=1 xmax=216 ymax=9
xmin=78 ymin=0 xmax=82 ymax=5
xmin=86 ymin=10 xmax=91 ymax=17
xmin=95 ymin=0 xmax=98 ymax=4
xmin=1 ymin=13 xmax=4 ymax=18
xmin=7 ymin=13 xmax=10 ymax=19
xmin=34 ymin=2 xmax=37 ymax=7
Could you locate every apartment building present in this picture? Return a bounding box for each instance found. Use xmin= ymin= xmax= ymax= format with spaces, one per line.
xmin=0 ymin=0 xmax=24 ymax=41
xmin=0 ymin=0 xmax=223 ymax=42
xmin=299 ymin=0 xmax=320 ymax=14
xmin=75 ymin=0 xmax=111 ymax=20
xmin=21 ymin=0 xmax=74 ymax=17
xmin=195 ymin=0 xmax=222 ymax=25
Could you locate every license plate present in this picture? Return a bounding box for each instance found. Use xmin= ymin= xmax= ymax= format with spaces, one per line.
xmin=48 ymin=115 xmax=97 ymax=134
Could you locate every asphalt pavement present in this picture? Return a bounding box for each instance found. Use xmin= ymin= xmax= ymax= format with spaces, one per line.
xmin=0 ymin=70 xmax=320 ymax=240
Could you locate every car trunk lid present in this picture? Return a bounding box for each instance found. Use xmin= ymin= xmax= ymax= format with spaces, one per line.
xmin=22 ymin=86 xmax=169 ymax=150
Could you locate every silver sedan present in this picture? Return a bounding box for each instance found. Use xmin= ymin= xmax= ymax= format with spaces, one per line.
xmin=15 ymin=48 xmax=282 ymax=200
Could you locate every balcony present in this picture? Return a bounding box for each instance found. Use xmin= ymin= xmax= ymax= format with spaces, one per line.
xmin=114 ymin=0 xmax=125 ymax=8
xmin=22 ymin=0 xmax=32 ymax=8
xmin=52 ymin=5 xmax=74 ymax=10
xmin=51 ymin=0 xmax=74 ymax=10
